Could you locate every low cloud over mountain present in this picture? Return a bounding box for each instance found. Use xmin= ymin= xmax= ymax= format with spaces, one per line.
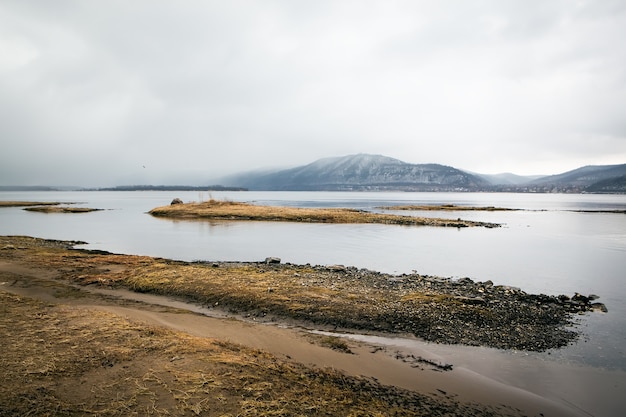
xmin=219 ymin=154 xmax=626 ymax=193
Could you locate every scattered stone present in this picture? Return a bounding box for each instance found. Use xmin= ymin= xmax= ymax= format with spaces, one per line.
xmin=453 ymin=296 xmax=487 ymax=306
xmin=327 ymin=264 xmax=347 ymax=271
xmin=591 ymin=302 xmax=608 ymax=313
xmin=265 ymin=257 xmax=281 ymax=264
xmin=572 ymin=293 xmax=589 ymax=303
xmin=170 ymin=198 xmax=183 ymax=205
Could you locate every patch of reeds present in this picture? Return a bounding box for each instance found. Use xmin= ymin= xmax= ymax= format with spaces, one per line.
xmin=310 ymin=334 xmax=354 ymax=354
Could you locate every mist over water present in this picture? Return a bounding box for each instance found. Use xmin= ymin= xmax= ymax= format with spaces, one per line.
xmin=1 ymin=191 xmax=625 ymax=370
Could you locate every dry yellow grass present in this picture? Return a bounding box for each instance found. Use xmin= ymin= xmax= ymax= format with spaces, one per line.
xmin=149 ymin=199 xmax=501 ymax=228
xmin=3 ymin=291 xmax=430 ymax=416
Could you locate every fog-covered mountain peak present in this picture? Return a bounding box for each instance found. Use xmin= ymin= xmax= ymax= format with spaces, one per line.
xmin=226 ymin=154 xmax=488 ymax=191
xmin=216 ymin=154 xmax=626 ymax=192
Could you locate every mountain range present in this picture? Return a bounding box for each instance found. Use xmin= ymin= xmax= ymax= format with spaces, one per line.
xmin=219 ymin=154 xmax=626 ymax=193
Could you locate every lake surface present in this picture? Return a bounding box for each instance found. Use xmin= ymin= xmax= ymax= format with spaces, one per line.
xmin=1 ymin=191 xmax=625 ymax=372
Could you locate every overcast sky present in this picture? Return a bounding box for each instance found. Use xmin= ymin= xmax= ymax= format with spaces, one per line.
xmin=1 ymin=1 xmax=625 ymax=186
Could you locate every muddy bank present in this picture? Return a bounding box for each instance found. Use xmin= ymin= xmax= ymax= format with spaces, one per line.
xmin=1 ymin=236 xmax=604 ymax=352
xmin=0 ymin=239 xmax=603 ymax=416
xmin=2 ymin=244 xmax=574 ymax=416
xmin=8 ymin=290 xmax=533 ymax=417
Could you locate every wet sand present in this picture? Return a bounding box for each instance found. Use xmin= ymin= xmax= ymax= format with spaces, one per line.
xmin=2 ymin=259 xmax=622 ymax=416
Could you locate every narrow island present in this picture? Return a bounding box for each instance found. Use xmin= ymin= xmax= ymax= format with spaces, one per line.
xmin=0 ymin=201 xmax=63 ymax=207
xmin=0 ymin=236 xmax=606 ymax=416
xmin=23 ymin=206 xmax=102 ymax=213
xmin=149 ymin=199 xmax=501 ymax=228
xmin=380 ymin=204 xmax=520 ymax=211
xmin=0 ymin=201 xmax=101 ymax=213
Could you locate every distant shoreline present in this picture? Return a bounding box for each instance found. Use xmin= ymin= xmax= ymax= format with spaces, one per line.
xmin=2 ymin=185 xmax=626 ymax=194
xmin=0 ymin=185 xmax=248 ymax=192
xmin=95 ymin=185 xmax=248 ymax=192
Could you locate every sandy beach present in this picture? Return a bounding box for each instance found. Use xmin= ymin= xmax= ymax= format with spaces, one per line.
xmin=1 ymin=236 xmax=623 ymax=416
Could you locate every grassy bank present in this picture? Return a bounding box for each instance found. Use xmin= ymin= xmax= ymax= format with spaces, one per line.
xmin=1 ymin=236 xmax=535 ymax=416
xmin=1 ymin=236 xmax=596 ymax=352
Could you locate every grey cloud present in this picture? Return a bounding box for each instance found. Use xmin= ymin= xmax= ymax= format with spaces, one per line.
xmin=1 ymin=0 xmax=625 ymax=186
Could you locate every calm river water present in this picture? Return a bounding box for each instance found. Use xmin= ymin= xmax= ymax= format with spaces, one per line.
xmin=1 ymin=191 xmax=625 ymax=372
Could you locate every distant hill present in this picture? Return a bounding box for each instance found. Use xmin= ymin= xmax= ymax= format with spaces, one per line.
xmin=524 ymin=164 xmax=626 ymax=193
xmin=585 ymin=175 xmax=626 ymax=193
xmin=218 ymin=155 xmax=626 ymax=193
xmin=221 ymin=154 xmax=490 ymax=191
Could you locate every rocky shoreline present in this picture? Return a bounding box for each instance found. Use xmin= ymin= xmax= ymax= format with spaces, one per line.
xmin=1 ymin=236 xmax=605 ymax=353
xmin=194 ymin=259 xmax=606 ymax=351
